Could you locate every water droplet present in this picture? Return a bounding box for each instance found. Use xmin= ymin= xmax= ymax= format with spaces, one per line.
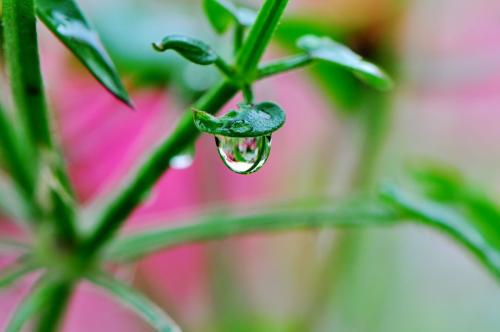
xmin=170 ymin=146 xmax=195 ymax=170
xmin=215 ymin=135 xmax=272 ymax=174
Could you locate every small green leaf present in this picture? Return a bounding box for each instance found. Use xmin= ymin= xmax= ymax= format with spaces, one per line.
xmin=297 ymin=35 xmax=393 ymax=91
xmin=88 ymin=273 xmax=181 ymax=332
xmin=203 ymin=0 xmax=257 ymax=34
xmin=153 ymin=35 xmax=218 ymax=65
xmin=193 ymin=102 xmax=286 ymax=138
xmin=36 ymin=0 xmax=132 ymax=106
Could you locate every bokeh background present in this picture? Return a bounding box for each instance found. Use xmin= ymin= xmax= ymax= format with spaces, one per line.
xmin=2 ymin=0 xmax=500 ymax=331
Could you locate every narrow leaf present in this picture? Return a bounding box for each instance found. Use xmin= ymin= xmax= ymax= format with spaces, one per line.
xmin=36 ymin=0 xmax=131 ymax=106
xmin=193 ymin=102 xmax=286 ymax=137
xmin=5 ymin=277 xmax=54 ymax=332
xmin=297 ymin=35 xmax=393 ymax=91
xmin=381 ymin=184 xmax=500 ymax=278
xmin=88 ymin=273 xmax=181 ymax=332
xmin=0 ymin=260 xmax=38 ymax=289
xmin=105 ymin=200 xmax=399 ymax=261
xmin=204 ymin=0 xmax=257 ymax=34
xmin=153 ymin=35 xmax=218 ymax=65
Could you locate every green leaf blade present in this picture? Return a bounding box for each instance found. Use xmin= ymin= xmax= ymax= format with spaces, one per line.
xmin=88 ymin=273 xmax=181 ymax=332
xmin=297 ymin=35 xmax=393 ymax=91
xmin=36 ymin=0 xmax=131 ymax=106
xmin=153 ymin=35 xmax=218 ymax=65
xmin=193 ymin=102 xmax=286 ymax=137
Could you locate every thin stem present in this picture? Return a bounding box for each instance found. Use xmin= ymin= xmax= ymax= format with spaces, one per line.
xmin=84 ymin=0 xmax=291 ymax=256
xmin=105 ymin=202 xmax=399 ymax=262
xmin=257 ymin=54 xmax=313 ymax=80
xmin=35 ymin=281 xmax=74 ymax=332
xmin=3 ymin=0 xmax=78 ymax=241
xmin=82 ymin=81 xmax=239 ymax=254
xmin=234 ymin=24 xmax=244 ymax=54
xmin=214 ymin=57 xmax=235 ymax=78
xmin=236 ymin=0 xmax=289 ymax=76
xmin=0 ymin=105 xmax=38 ymax=216
xmin=242 ymin=85 xmax=254 ymax=104
xmin=3 ymin=0 xmax=53 ymax=151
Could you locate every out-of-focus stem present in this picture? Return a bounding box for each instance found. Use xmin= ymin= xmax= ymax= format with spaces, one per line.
xmin=35 ymin=281 xmax=74 ymax=332
xmin=236 ymin=0 xmax=289 ymax=76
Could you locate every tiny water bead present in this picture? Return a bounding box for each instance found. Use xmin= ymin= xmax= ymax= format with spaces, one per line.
xmin=215 ymin=135 xmax=272 ymax=174
xmin=170 ymin=145 xmax=195 ymax=170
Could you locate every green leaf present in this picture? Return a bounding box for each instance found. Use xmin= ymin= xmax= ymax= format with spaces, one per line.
xmin=203 ymin=0 xmax=257 ymax=34
xmin=380 ymin=184 xmax=500 ymax=279
xmin=297 ymin=35 xmax=393 ymax=91
xmin=274 ymin=18 xmax=366 ymax=111
xmin=36 ymin=0 xmax=131 ymax=106
xmin=153 ymin=35 xmax=219 ymax=65
xmin=88 ymin=273 xmax=181 ymax=332
xmin=193 ymin=102 xmax=286 ymax=138
xmin=105 ymin=200 xmax=399 ymax=262
xmin=5 ymin=277 xmax=55 ymax=332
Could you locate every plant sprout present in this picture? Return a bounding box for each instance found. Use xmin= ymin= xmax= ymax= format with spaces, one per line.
xmin=0 ymin=0 xmax=499 ymax=331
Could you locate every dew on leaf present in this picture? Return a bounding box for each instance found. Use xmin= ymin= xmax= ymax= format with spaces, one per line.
xmin=215 ymin=135 xmax=272 ymax=174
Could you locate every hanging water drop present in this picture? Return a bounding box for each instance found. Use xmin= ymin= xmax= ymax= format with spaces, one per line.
xmin=215 ymin=135 xmax=272 ymax=174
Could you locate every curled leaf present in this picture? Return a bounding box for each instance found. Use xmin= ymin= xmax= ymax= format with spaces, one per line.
xmin=153 ymin=35 xmax=218 ymax=65
xmin=193 ymin=102 xmax=286 ymax=138
xmin=297 ymin=35 xmax=393 ymax=91
xmin=36 ymin=0 xmax=131 ymax=106
xmin=204 ymin=0 xmax=257 ymax=34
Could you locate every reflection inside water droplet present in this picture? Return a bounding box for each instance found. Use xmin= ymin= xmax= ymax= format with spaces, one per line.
xmin=215 ymin=136 xmax=272 ymax=174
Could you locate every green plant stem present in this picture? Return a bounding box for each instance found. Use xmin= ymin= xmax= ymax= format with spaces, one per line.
xmin=242 ymin=85 xmax=254 ymax=104
xmin=105 ymin=202 xmax=399 ymax=262
xmin=35 ymin=281 xmax=74 ymax=332
xmin=295 ymin=93 xmax=394 ymax=332
xmin=257 ymin=54 xmax=313 ymax=79
xmin=214 ymin=58 xmax=235 ymax=78
xmin=3 ymin=0 xmax=53 ymax=152
xmin=234 ymin=24 xmax=244 ymax=54
xmin=0 ymin=105 xmax=37 ymax=213
xmin=236 ymin=0 xmax=289 ymax=76
xmin=352 ymin=93 xmax=392 ymax=189
xmin=84 ymin=0 xmax=291 ymax=257
xmin=83 ymin=81 xmax=238 ymax=254
xmin=3 ymin=0 xmax=77 ymax=240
